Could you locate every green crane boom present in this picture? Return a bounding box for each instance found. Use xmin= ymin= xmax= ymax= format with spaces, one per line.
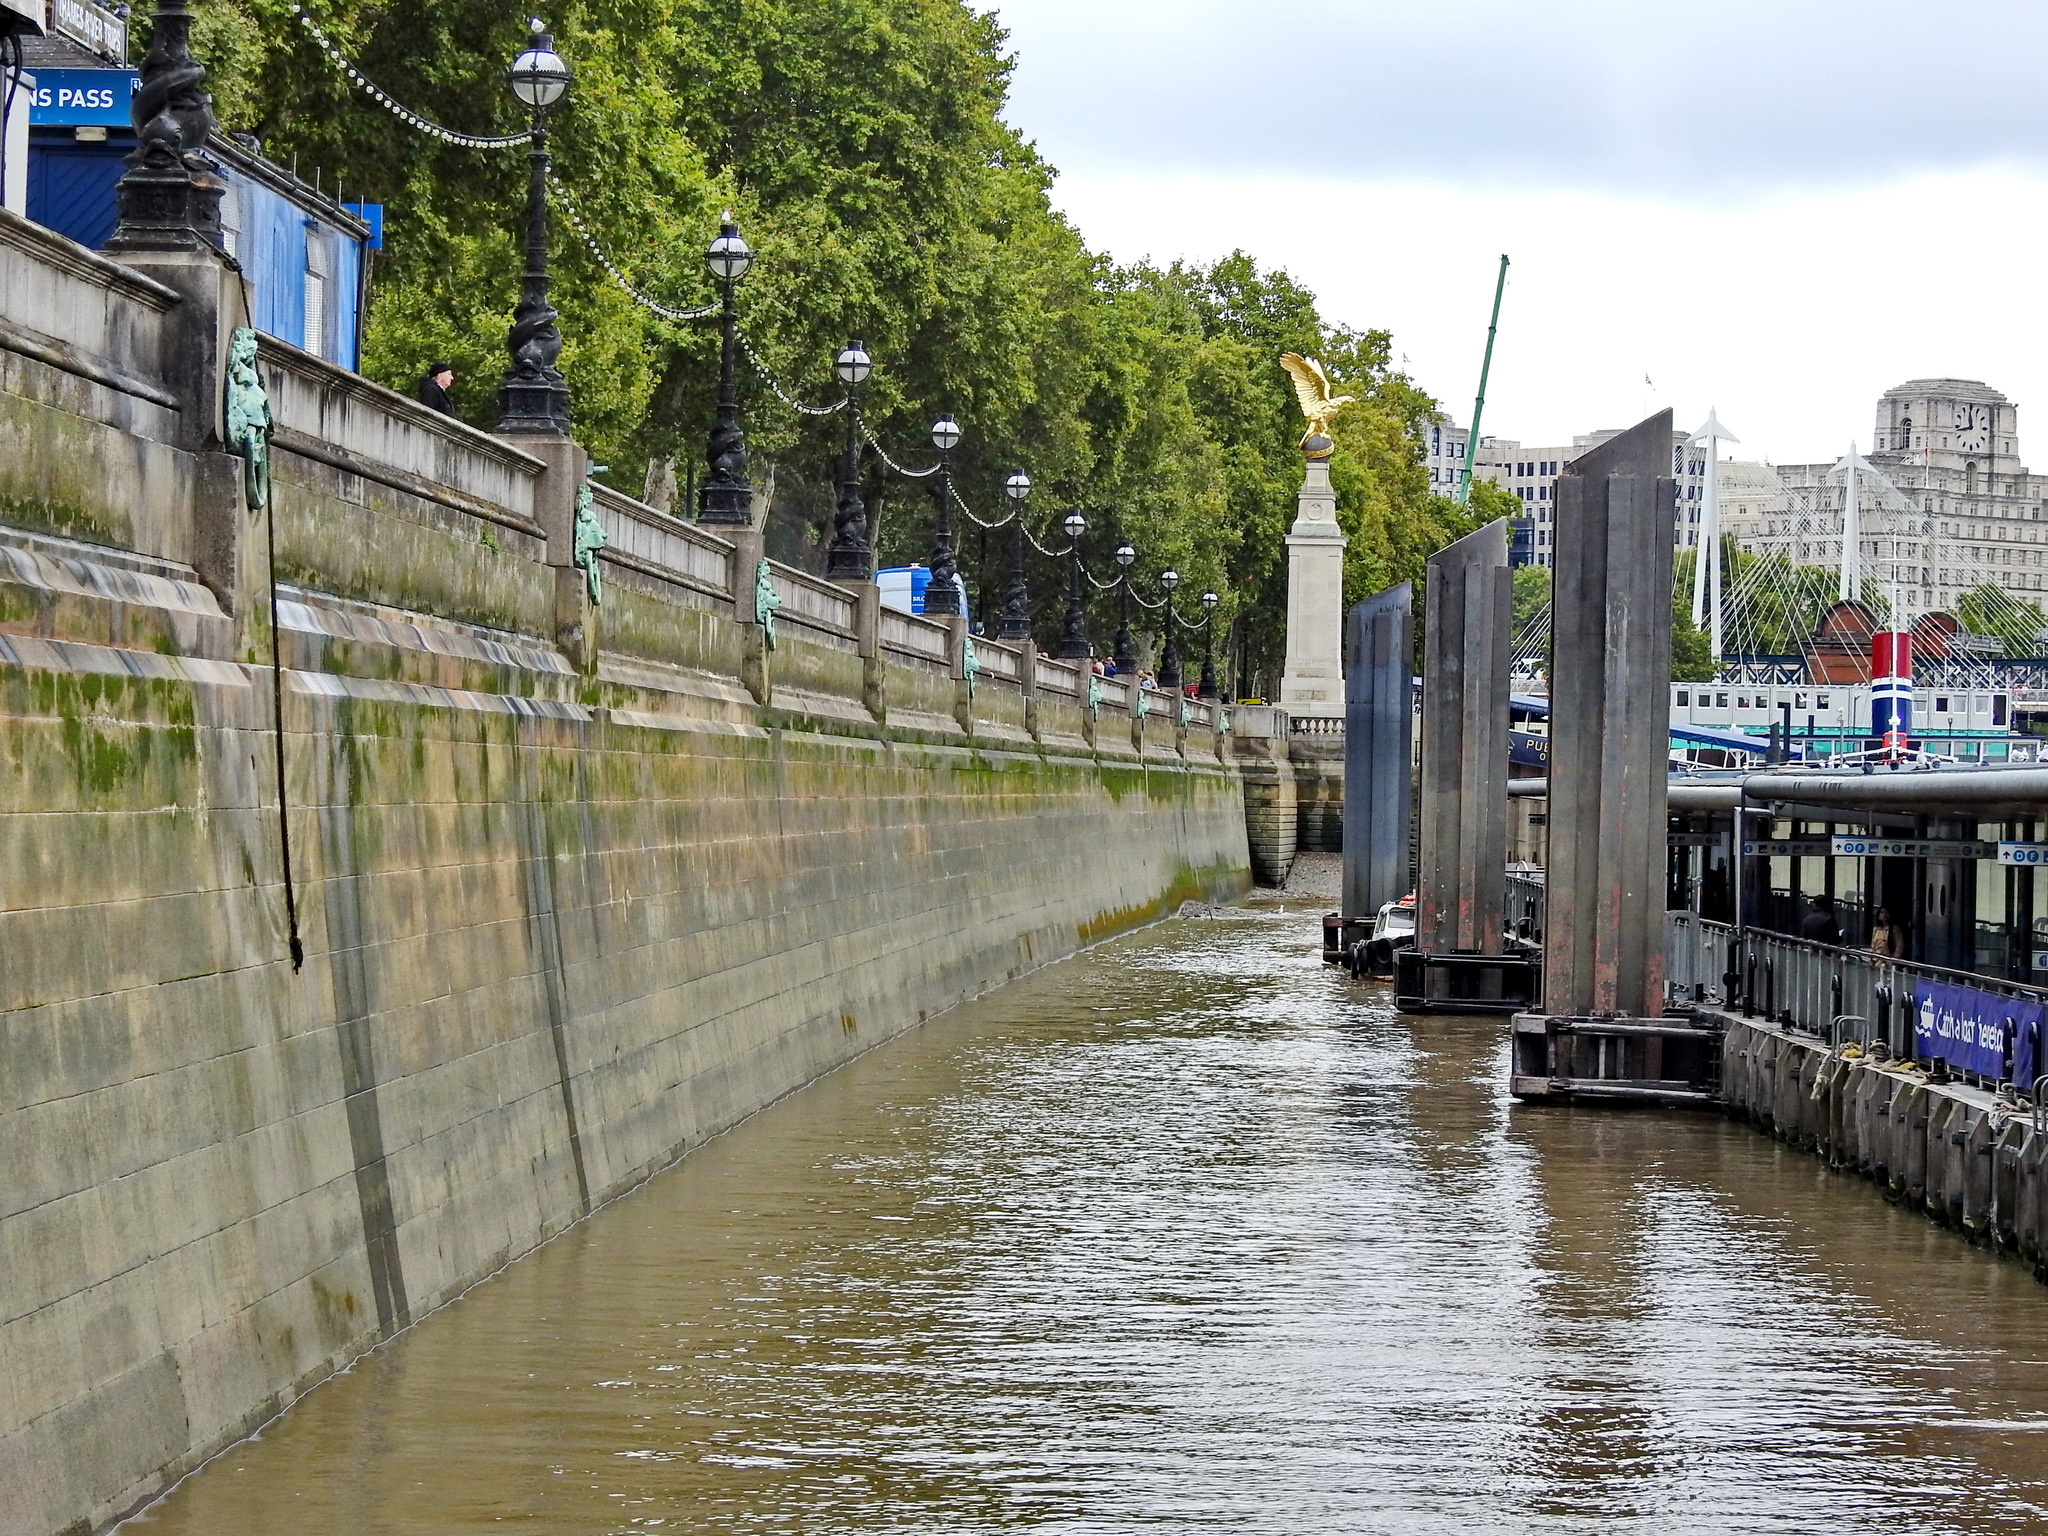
xmin=1457 ymin=254 xmax=1510 ymax=506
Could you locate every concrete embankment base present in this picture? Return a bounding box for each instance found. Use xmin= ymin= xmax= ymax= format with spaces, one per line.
xmin=1720 ymin=1016 xmax=2048 ymax=1282
xmin=0 ymin=672 xmax=1248 ymax=1536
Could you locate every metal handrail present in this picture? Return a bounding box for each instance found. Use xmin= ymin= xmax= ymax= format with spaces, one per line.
xmin=1682 ymin=911 xmax=2048 ymax=1087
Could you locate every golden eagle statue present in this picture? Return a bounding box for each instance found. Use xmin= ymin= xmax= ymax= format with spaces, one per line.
xmin=1279 ymin=353 xmax=1356 ymax=457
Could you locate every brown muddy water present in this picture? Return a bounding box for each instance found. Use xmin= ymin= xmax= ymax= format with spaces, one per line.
xmin=129 ymin=899 xmax=2048 ymax=1535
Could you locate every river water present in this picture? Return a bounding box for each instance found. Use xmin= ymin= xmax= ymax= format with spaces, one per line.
xmin=132 ymin=898 xmax=2048 ymax=1535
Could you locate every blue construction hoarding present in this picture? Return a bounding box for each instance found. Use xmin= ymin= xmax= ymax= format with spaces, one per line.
xmin=25 ymin=74 xmax=377 ymax=372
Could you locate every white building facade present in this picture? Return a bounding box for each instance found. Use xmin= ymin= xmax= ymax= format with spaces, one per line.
xmin=1467 ymin=429 xmax=1706 ymax=567
xmin=1744 ymin=380 xmax=2048 ymax=620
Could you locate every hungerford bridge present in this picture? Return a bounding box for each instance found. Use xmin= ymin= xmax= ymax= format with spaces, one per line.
xmin=1505 ymin=412 xmax=2048 ymax=767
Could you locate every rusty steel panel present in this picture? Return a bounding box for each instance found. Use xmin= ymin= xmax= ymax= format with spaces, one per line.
xmin=1343 ymin=583 xmax=1414 ymax=920
xmin=1543 ymin=412 xmax=1674 ymax=1017
xmin=1417 ymin=520 xmax=1511 ymax=956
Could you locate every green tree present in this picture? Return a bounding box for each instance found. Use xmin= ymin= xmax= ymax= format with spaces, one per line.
xmin=1957 ymin=583 xmax=2045 ymax=657
xmin=1509 ymin=562 xmax=1550 ymax=640
xmin=1670 ymin=597 xmax=1714 ymax=682
xmin=175 ymin=0 xmax=1474 ymax=673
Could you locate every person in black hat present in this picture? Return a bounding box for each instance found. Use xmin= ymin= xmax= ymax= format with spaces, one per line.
xmin=419 ymin=361 xmax=457 ymax=416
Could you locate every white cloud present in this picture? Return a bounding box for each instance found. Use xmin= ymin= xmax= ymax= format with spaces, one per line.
xmin=995 ymin=0 xmax=2048 ymax=194
xmin=990 ymin=0 xmax=2048 ymax=468
xmin=1042 ymin=168 xmax=2048 ymax=467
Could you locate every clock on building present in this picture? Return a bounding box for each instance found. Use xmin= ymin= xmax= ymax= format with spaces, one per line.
xmin=1955 ymin=402 xmax=1991 ymax=452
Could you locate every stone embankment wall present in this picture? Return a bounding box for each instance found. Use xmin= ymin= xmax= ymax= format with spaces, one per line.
xmin=0 ymin=209 xmax=1251 ymax=1536
xmin=1721 ymin=1017 xmax=2048 ymax=1282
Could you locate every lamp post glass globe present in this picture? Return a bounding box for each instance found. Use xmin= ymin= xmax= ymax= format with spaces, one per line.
xmin=931 ymin=416 xmax=962 ymax=453
xmin=1202 ymin=590 xmax=1219 ymax=611
xmin=705 ymin=216 xmax=752 ymax=283
xmin=509 ymin=19 xmax=570 ymax=107
xmin=834 ymin=342 xmax=871 ymax=387
xmin=1160 ymin=569 xmax=1179 ymax=592
xmin=1005 ymin=471 xmax=1031 ymax=502
xmin=1115 ymin=544 xmax=1135 ymax=568
xmin=1064 ymin=512 xmax=1085 ymax=539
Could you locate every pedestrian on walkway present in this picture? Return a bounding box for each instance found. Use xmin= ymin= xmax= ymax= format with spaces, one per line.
xmin=1868 ymin=905 xmax=1902 ymax=958
xmin=419 ymin=361 xmax=457 ymax=416
xmin=1799 ymin=894 xmax=1841 ymax=945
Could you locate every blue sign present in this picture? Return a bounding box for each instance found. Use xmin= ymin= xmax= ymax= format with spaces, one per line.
xmin=341 ymin=202 xmax=385 ymax=250
xmin=1913 ymin=978 xmax=2042 ymax=1085
xmin=28 ymin=69 xmax=139 ymax=127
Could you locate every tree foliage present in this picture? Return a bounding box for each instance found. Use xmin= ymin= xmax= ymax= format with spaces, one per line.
xmin=1957 ymin=583 xmax=2046 ymax=657
xmin=180 ymin=0 xmax=1467 ymax=688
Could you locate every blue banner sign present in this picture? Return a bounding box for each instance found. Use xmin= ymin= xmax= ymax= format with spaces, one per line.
xmin=28 ymin=69 xmax=140 ymax=126
xmin=1912 ymin=977 xmax=2042 ymax=1085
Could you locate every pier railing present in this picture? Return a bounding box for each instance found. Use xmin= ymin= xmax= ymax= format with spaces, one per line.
xmin=1665 ymin=911 xmax=2048 ymax=1090
xmin=1505 ymin=869 xmax=1546 ymax=943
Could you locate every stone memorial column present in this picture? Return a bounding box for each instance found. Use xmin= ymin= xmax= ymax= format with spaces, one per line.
xmin=1278 ymin=450 xmax=1347 ymax=720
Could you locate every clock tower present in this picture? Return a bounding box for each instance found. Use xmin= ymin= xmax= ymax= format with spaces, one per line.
xmin=1873 ymin=379 xmax=2015 ymax=469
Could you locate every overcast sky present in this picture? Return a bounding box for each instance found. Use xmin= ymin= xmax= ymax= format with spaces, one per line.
xmin=990 ymin=0 xmax=2048 ymax=465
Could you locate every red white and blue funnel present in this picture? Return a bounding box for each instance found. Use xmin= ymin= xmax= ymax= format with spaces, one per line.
xmin=1870 ymin=630 xmax=1912 ymax=758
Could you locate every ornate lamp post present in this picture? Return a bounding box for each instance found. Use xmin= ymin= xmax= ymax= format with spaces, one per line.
xmin=496 ymin=20 xmax=573 ymax=435
xmin=825 ymin=340 xmax=872 ymax=580
xmin=1112 ymin=543 xmax=1138 ymax=676
xmin=1157 ymin=568 xmax=1182 ymax=690
xmin=1058 ymin=511 xmax=1090 ymax=659
xmin=104 ymin=0 xmax=224 ymax=254
xmin=698 ymin=214 xmax=756 ymax=523
xmin=996 ymin=470 xmax=1033 ymax=640
xmin=1198 ymin=590 xmax=1221 ymax=699
xmin=923 ymin=413 xmax=962 ymax=616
